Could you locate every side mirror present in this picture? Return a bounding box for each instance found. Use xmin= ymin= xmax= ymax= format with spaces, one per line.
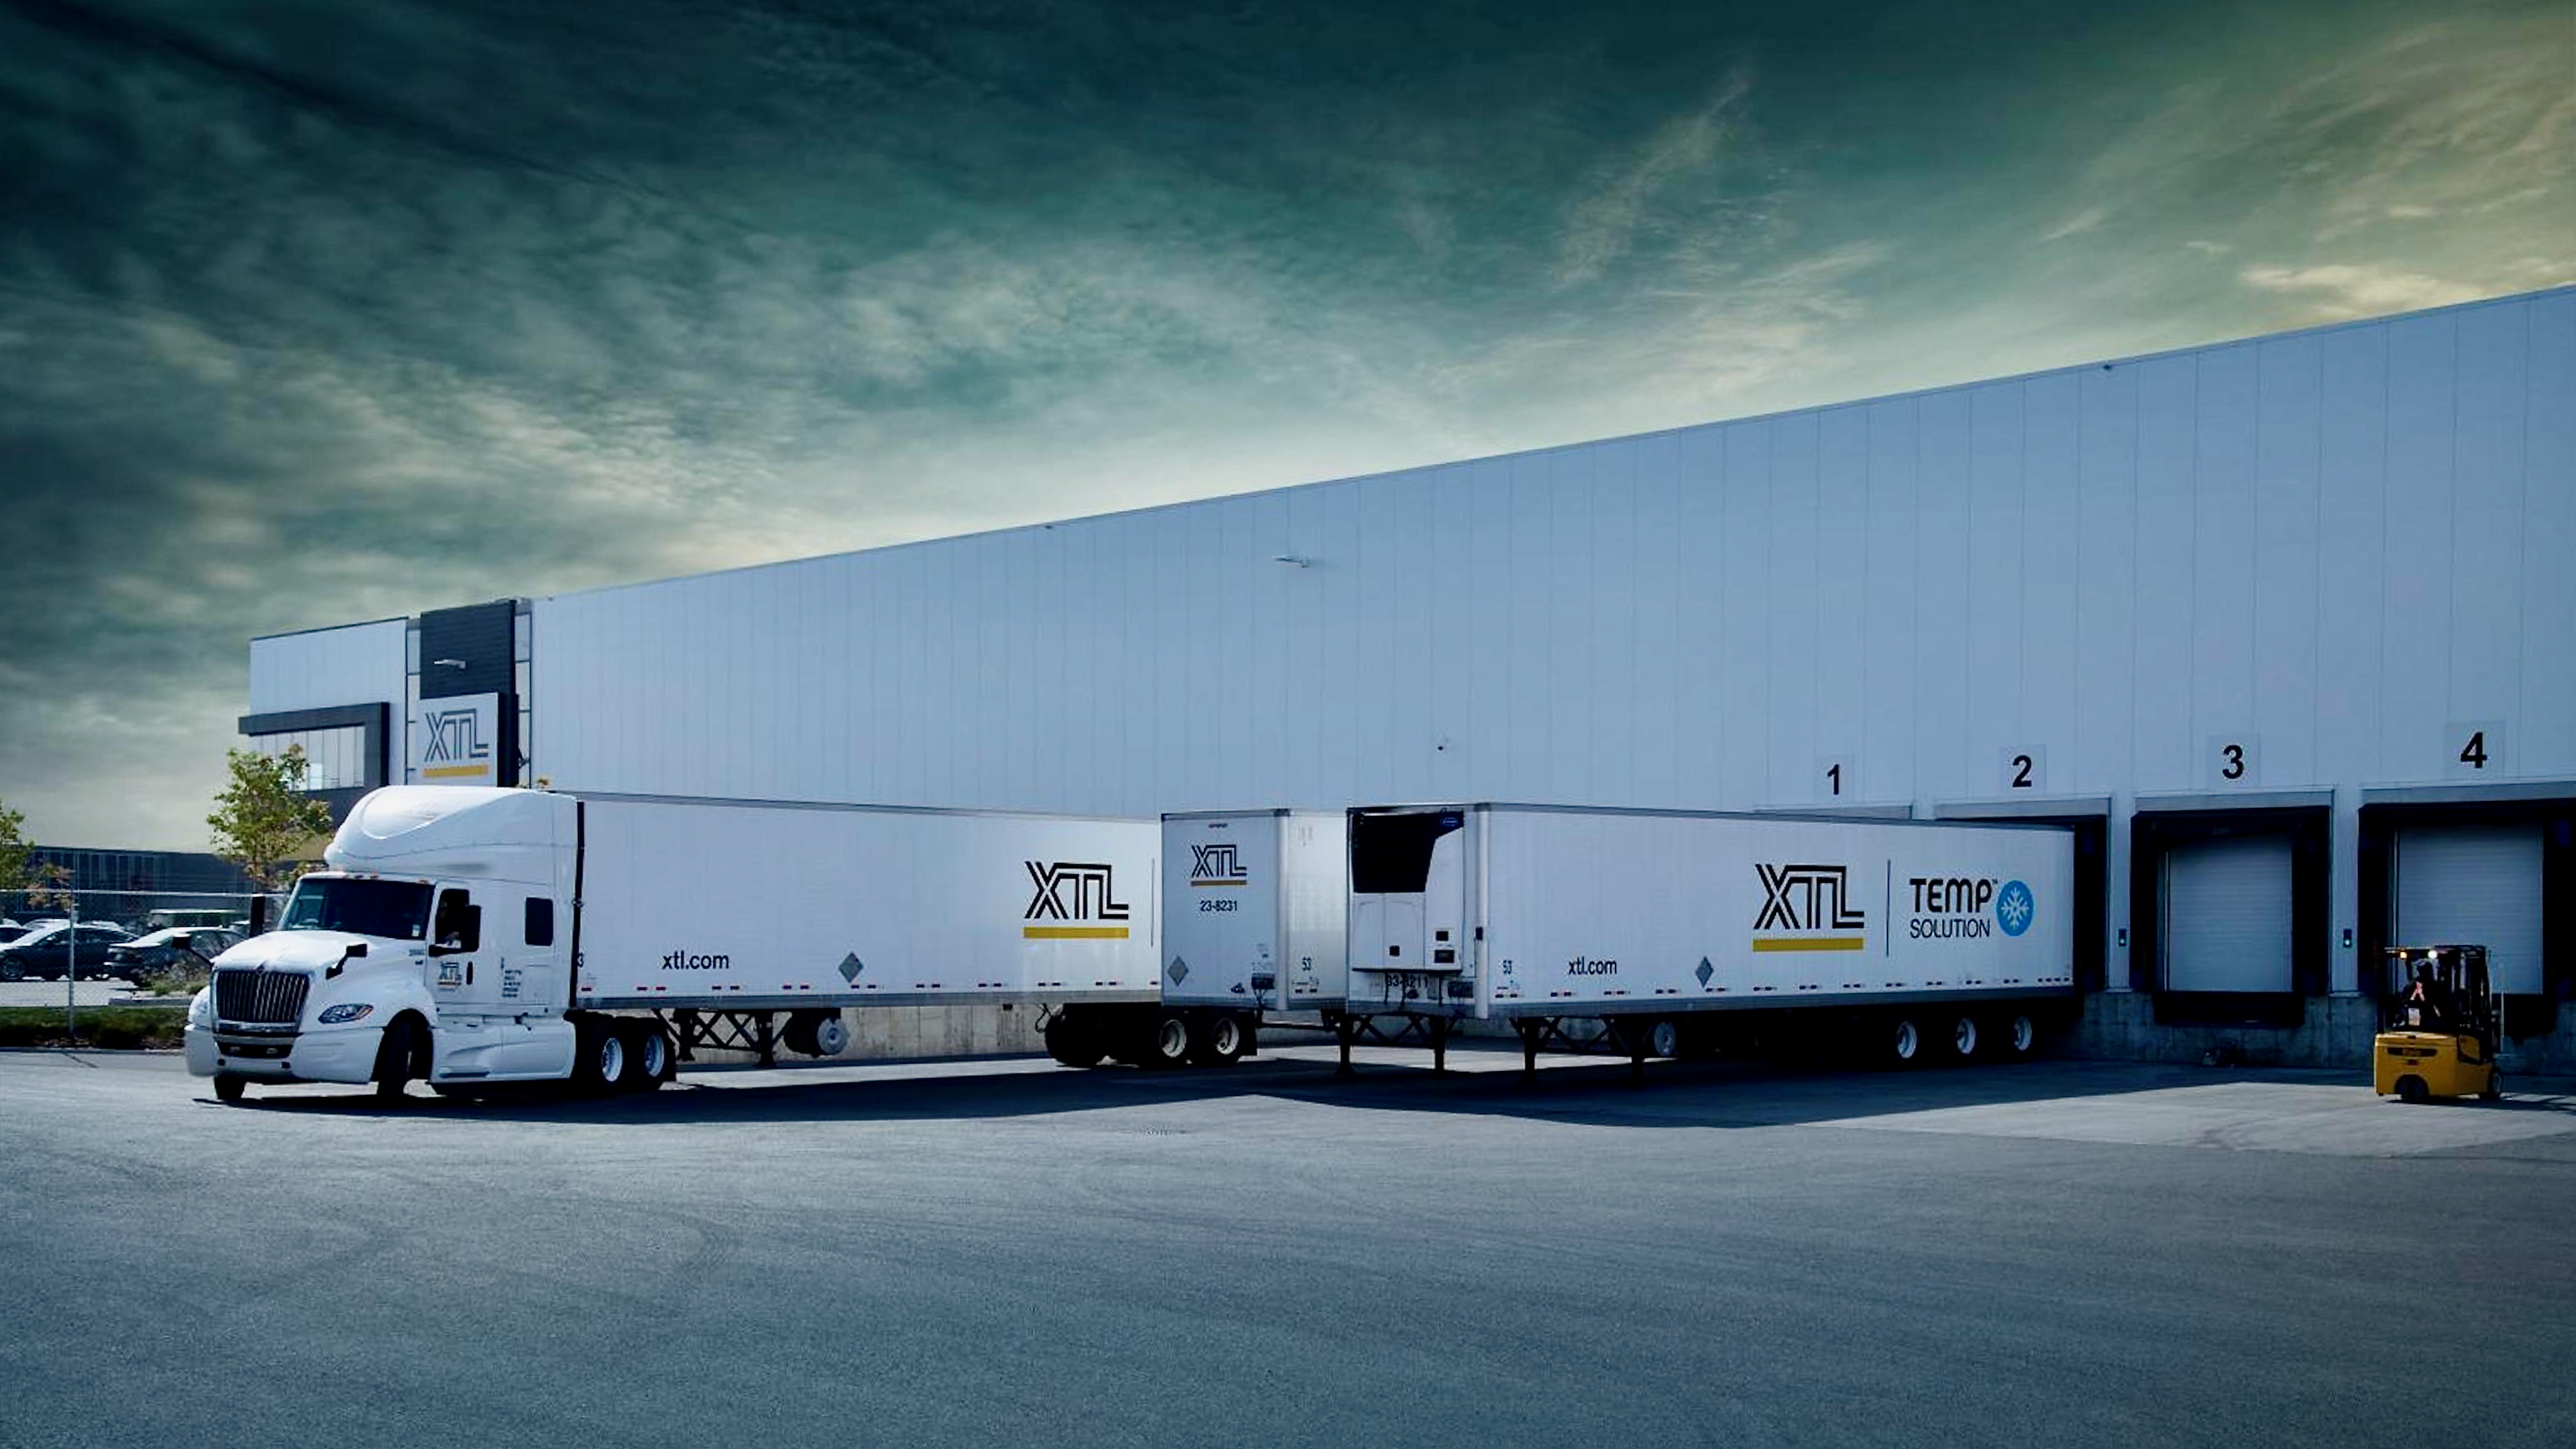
xmin=169 ymin=934 xmax=192 ymax=953
xmin=345 ymin=942 xmax=368 ymax=959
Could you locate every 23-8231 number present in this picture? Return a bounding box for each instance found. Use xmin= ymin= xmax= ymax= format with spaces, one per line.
xmin=1197 ymin=898 xmax=1238 ymax=913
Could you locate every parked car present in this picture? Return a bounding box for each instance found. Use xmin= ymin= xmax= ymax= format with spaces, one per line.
xmin=105 ymin=926 xmax=242 ymax=984
xmin=0 ymin=921 xmax=135 ymax=981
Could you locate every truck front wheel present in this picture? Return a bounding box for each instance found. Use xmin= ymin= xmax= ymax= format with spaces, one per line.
xmin=373 ymin=1017 xmax=425 ymax=1102
xmin=213 ymin=1073 xmax=248 ymax=1103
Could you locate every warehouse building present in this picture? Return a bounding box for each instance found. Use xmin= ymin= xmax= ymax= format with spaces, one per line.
xmin=243 ymin=286 xmax=2575 ymax=1071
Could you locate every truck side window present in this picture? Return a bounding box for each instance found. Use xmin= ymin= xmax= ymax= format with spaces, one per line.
xmin=434 ymin=889 xmax=479 ymax=953
xmin=525 ymin=898 xmax=554 ymax=947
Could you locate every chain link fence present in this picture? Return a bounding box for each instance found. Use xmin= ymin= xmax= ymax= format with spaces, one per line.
xmin=1 ymin=888 xmax=282 ymax=1041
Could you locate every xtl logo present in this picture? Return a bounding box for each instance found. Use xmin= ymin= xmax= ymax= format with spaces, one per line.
xmin=420 ymin=707 xmax=491 ymax=772
xmin=1190 ymin=843 xmax=1249 ymax=886
xmin=1752 ymin=863 xmax=1868 ymax=952
xmin=1024 ymin=862 xmax=1132 ymax=939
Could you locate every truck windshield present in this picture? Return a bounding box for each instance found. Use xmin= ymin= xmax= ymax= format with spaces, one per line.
xmin=281 ymin=879 xmax=434 ymax=939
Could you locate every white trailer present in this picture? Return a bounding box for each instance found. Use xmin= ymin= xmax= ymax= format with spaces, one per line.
xmin=183 ymin=787 xmax=1162 ymax=1100
xmin=1046 ymin=810 xmax=1350 ymax=1069
xmin=1342 ymin=803 xmax=2078 ymax=1076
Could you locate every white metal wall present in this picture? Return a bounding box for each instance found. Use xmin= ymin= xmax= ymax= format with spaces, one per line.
xmin=246 ymin=619 xmax=409 ymax=724
xmin=248 ymin=289 xmax=2575 ymax=996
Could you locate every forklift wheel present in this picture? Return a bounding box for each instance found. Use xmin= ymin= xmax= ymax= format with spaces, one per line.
xmin=2480 ymin=1077 xmax=2504 ymax=1102
xmin=2395 ymin=1075 xmax=2429 ymax=1104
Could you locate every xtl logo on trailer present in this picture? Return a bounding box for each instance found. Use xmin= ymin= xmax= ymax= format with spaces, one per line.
xmin=1024 ymin=862 xmax=1131 ymax=939
xmin=1190 ymin=843 xmax=1249 ymax=887
xmin=1752 ymin=863 xmax=1868 ymax=952
xmin=418 ymin=706 xmax=492 ymax=779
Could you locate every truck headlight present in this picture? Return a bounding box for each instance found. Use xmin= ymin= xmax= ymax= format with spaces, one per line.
xmin=187 ymin=990 xmax=212 ymax=1028
xmin=317 ymin=1003 xmax=375 ymax=1025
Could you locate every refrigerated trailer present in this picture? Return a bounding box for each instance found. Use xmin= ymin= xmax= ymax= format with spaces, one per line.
xmin=1045 ymin=810 xmax=1349 ymax=1069
xmin=1342 ymin=803 xmax=2078 ymax=1076
xmin=184 ymin=787 xmax=1168 ymax=1100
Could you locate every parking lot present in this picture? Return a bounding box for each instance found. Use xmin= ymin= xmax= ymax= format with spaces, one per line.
xmin=4 ymin=1045 xmax=2572 ymax=1449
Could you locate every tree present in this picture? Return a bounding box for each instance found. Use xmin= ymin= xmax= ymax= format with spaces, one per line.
xmin=206 ymin=745 xmax=336 ymax=893
xmin=0 ymin=800 xmax=29 ymax=894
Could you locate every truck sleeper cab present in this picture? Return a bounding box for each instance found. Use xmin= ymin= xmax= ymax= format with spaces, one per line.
xmin=187 ymin=788 xmax=664 ymax=1103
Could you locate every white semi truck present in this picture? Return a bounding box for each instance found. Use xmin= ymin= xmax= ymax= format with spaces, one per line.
xmin=1340 ymin=803 xmax=2078 ymax=1076
xmin=1042 ymin=809 xmax=1349 ymax=1069
xmin=185 ymin=787 xmax=1171 ymax=1101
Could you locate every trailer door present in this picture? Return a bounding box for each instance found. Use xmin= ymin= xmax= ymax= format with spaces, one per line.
xmin=1350 ymin=810 xmax=1468 ymax=978
xmin=2395 ymin=825 xmax=2544 ymax=995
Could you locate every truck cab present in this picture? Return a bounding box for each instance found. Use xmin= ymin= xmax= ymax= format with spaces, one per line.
xmin=185 ymin=788 xmax=619 ymax=1102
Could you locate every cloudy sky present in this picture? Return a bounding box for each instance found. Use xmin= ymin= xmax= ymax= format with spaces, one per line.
xmin=0 ymin=0 xmax=2569 ymax=849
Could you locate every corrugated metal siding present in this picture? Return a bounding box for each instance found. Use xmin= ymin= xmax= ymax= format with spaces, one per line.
xmin=531 ymin=289 xmax=2576 ymax=818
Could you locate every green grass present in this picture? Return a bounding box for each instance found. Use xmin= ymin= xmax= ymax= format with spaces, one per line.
xmin=0 ymin=1006 xmax=188 ymax=1051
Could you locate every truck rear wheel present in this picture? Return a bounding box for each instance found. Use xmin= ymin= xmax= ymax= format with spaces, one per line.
xmin=620 ymin=1023 xmax=668 ymax=1092
xmin=573 ymin=1018 xmax=626 ymax=1095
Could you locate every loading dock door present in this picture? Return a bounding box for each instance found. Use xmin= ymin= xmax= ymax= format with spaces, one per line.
xmin=2395 ymin=825 xmax=2544 ymax=995
xmin=2163 ymin=836 xmax=2295 ymax=992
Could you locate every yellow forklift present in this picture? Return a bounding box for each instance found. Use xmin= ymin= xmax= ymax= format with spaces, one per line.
xmin=2374 ymin=944 xmax=2503 ymax=1103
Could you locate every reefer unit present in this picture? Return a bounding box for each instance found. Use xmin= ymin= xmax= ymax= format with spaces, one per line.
xmin=1345 ymin=804 xmax=2074 ymax=1065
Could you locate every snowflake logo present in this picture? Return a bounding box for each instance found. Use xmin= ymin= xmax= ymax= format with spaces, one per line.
xmin=1995 ymin=880 xmax=2035 ymax=938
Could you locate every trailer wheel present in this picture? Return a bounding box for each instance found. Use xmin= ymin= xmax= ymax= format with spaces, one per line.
xmin=1948 ymin=1015 xmax=1979 ymax=1061
xmin=1647 ymin=1018 xmax=1682 ymax=1059
xmin=2002 ymin=1013 xmax=2038 ymax=1059
xmin=213 ymin=1073 xmax=247 ymax=1103
xmin=372 ymin=1016 xmax=424 ymax=1102
xmin=1888 ymin=1017 xmax=1923 ymax=1066
xmin=1044 ymin=1011 xmax=1106 ymax=1068
xmin=1147 ymin=1012 xmax=1193 ymax=1069
xmin=1193 ymin=1012 xmax=1249 ymax=1066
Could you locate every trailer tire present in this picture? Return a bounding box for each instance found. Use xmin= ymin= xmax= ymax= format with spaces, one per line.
xmin=1947 ymin=1014 xmax=1979 ymax=1062
xmin=1044 ymin=1012 xmax=1106 ymax=1069
xmin=1887 ymin=1016 xmax=1923 ymax=1067
xmin=1192 ymin=1012 xmax=1249 ymax=1066
xmin=2001 ymin=1013 xmax=2038 ymax=1060
xmin=1647 ymin=1018 xmax=1682 ymax=1059
xmin=213 ymin=1073 xmax=247 ymax=1103
xmin=1146 ymin=1012 xmax=1193 ymax=1069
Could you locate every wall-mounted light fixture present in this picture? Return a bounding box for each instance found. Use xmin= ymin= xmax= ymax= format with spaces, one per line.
xmin=1271 ymin=554 xmax=1311 ymax=569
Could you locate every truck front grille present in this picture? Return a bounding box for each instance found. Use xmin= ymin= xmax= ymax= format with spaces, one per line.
xmin=213 ymin=969 xmax=309 ymax=1028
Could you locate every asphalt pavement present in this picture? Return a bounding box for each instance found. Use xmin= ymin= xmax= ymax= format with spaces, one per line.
xmin=3 ymin=1045 xmax=2571 ymax=1449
